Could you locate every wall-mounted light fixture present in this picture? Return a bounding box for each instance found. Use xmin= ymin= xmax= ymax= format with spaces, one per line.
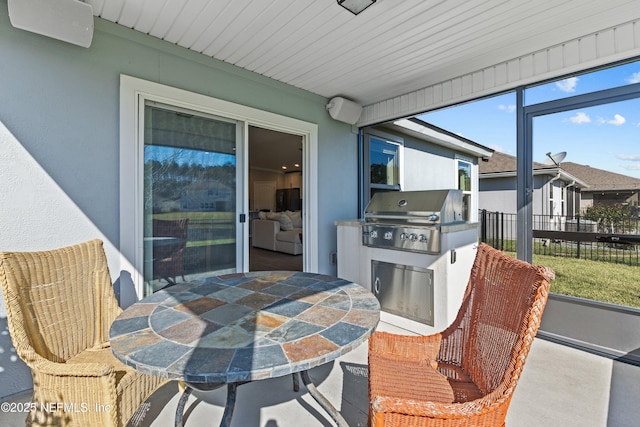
xmin=337 ymin=0 xmax=376 ymax=15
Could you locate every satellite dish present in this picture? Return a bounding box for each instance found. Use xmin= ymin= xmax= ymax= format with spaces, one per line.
xmin=544 ymin=151 xmax=567 ymax=166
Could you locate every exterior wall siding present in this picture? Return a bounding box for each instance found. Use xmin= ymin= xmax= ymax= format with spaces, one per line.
xmin=0 ymin=7 xmax=356 ymax=399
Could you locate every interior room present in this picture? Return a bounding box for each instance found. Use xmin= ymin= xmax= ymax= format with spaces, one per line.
xmin=248 ymin=126 xmax=303 ymax=271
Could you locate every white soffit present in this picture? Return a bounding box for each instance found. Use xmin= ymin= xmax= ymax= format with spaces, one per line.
xmin=86 ymin=0 xmax=640 ymax=124
xmin=392 ymin=119 xmax=493 ymax=158
xmin=360 ymin=19 xmax=640 ymax=126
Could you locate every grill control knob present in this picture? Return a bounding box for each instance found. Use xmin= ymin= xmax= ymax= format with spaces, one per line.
xmin=419 ymin=234 xmax=428 ymax=242
xmin=370 ymin=230 xmax=378 ymax=239
xmin=409 ymin=233 xmax=418 ymax=242
xmin=384 ymin=231 xmax=393 ymax=240
xmin=400 ymin=232 xmax=409 ymax=240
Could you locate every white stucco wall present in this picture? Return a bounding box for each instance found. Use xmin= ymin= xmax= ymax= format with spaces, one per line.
xmin=373 ymin=124 xmax=482 ymax=222
xmin=480 ymin=174 xmax=559 ymax=217
xmin=479 ymin=177 xmax=517 ymax=213
xmin=0 ymin=4 xmax=357 ymax=400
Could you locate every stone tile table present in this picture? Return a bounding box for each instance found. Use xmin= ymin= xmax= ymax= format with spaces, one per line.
xmin=110 ymin=271 xmax=380 ymax=427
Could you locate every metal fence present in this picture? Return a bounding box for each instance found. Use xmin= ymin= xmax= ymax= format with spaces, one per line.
xmin=479 ymin=210 xmax=640 ymax=266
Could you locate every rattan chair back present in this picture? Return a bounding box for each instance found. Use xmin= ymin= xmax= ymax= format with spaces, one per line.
xmin=0 ymin=239 xmax=119 ymax=362
xmin=0 ymin=239 xmax=167 ymax=426
xmin=368 ymin=243 xmax=554 ymax=427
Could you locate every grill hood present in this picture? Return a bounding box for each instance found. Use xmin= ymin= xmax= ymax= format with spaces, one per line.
xmin=364 ymin=189 xmax=464 ymax=225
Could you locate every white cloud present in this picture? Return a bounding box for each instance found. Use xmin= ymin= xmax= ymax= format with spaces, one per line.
xmin=617 ymin=154 xmax=640 ymax=161
xmin=626 ymin=72 xmax=640 ymax=84
xmin=569 ymin=112 xmax=591 ymax=124
xmin=607 ymin=114 xmax=626 ymax=125
xmin=498 ymin=104 xmax=515 ymax=113
xmin=621 ymin=163 xmax=640 ymax=170
xmin=556 ymin=77 xmax=578 ymax=92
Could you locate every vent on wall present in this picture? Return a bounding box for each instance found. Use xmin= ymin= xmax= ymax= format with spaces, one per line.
xmin=8 ymin=0 xmax=94 ymax=48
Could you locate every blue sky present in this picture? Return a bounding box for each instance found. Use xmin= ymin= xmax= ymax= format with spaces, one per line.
xmin=418 ymin=61 xmax=640 ymax=178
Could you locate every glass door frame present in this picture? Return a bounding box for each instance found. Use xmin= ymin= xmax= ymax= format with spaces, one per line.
xmin=518 ymin=83 xmax=640 ymax=262
xmin=119 ymin=75 xmax=319 ymax=303
xmin=142 ymin=101 xmax=244 ymax=295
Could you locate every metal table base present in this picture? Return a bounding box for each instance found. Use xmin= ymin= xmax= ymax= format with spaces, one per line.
xmin=174 ymin=371 xmax=348 ymax=427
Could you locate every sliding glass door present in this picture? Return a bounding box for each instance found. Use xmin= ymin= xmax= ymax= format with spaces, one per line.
xmin=142 ymin=102 xmax=242 ymax=295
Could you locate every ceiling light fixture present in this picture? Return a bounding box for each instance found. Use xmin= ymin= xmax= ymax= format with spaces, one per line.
xmin=337 ymin=0 xmax=376 ymax=15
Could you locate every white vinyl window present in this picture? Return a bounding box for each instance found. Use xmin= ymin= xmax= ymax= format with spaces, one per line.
xmin=362 ymin=129 xmax=404 ymax=207
xmin=457 ymin=159 xmax=472 ymax=221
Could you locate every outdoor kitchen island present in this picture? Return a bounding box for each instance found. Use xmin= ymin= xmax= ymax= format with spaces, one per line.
xmin=336 ymin=190 xmax=479 ymax=335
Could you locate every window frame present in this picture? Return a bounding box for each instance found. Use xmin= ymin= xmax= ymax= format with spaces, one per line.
xmin=119 ymin=75 xmax=319 ymax=304
xmin=455 ymin=157 xmax=474 ymax=222
xmin=362 ymin=128 xmax=404 ymax=209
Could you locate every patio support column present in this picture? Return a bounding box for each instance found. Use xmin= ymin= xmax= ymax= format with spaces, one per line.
xmin=516 ymin=87 xmax=533 ymax=263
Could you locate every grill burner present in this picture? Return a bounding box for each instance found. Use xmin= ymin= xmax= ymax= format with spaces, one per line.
xmin=362 ymin=190 xmax=464 ymax=254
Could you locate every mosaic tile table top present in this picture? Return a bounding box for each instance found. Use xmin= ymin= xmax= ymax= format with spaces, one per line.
xmin=110 ymin=271 xmax=380 ymax=384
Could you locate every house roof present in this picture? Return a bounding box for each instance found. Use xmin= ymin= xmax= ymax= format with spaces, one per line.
xmin=389 ymin=118 xmax=494 ymax=158
xmin=479 ymin=151 xmax=588 ymax=188
xmin=84 ymin=1 xmax=640 ymax=111
xmin=479 ymin=151 xmax=640 ymax=192
xmin=560 ymin=162 xmax=640 ymax=192
xmin=479 ymin=151 xmax=554 ymax=174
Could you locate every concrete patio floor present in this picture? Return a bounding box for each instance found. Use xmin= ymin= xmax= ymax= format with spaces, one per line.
xmin=3 ymin=321 xmax=639 ymax=427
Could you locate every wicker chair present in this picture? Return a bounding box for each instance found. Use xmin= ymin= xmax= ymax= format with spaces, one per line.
xmin=152 ymin=218 xmax=189 ymax=283
xmin=0 ymin=239 xmax=168 ymax=426
xmin=368 ymin=243 xmax=554 ymax=427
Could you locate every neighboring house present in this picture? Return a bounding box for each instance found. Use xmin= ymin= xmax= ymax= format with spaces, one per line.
xmin=479 ymin=151 xmax=588 ymax=230
xmin=180 ymin=181 xmax=234 ymax=212
xmin=560 ymin=162 xmax=640 ymax=212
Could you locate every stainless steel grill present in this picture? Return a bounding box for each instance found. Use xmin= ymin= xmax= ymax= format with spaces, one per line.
xmin=362 ymin=189 xmax=464 ymax=254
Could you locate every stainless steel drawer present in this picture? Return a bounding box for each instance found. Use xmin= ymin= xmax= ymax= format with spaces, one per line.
xmin=371 ymin=260 xmax=434 ymax=326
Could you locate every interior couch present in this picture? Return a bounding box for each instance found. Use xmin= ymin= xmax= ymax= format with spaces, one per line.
xmin=252 ymin=211 xmax=302 ymax=255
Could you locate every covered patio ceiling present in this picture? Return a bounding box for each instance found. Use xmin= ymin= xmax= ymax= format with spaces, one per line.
xmin=86 ymin=0 xmax=640 ymax=119
xmin=88 ymin=1 xmax=640 ymax=105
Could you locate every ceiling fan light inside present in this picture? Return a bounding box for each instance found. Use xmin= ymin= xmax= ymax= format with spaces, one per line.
xmin=338 ymin=0 xmax=376 ymax=15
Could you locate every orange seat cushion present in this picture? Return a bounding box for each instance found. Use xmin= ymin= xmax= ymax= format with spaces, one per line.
xmin=369 ymin=352 xmax=455 ymax=403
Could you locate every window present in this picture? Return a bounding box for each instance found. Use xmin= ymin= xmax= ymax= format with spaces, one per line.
xmin=457 ymin=159 xmax=472 ymax=221
xmin=370 ymin=137 xmax=400 ymax=188
xmin=362 ymin=130 xmax=403 ymax=208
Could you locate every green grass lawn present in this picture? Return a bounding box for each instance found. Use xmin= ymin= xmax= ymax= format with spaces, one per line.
xmin=531 ymin=253 xmax=640 ymax=309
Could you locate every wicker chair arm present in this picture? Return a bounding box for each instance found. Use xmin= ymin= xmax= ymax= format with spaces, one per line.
xmin=369 ymin=331 xmax=443 ymax=362
xmin=23 ymin=349 xmax=114 ymax=378
xmin=371 ymin=394 xmax=497 ymax=419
